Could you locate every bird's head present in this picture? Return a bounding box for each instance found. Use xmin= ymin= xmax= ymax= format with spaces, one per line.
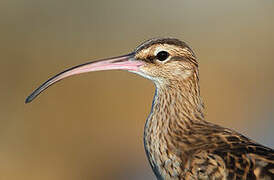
xmin=134 ymin=38 xmax=198 ymax=84
xmin=26 ymin=38 xmax=198 ymax=103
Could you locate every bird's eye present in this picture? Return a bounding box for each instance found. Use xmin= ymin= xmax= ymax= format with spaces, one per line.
xmin=156 ymin=51 xmax=169 ymax=61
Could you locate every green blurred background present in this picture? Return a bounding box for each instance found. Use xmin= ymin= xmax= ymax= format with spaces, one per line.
xmin=1 ymin=0 xmax=274 ymax=179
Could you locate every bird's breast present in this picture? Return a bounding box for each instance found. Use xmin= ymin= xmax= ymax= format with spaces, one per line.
xmin=144 ymin=113 xmax=183 ymax=179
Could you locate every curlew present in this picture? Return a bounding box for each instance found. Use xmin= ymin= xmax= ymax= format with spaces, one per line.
xmin=26 ymin=38 xmax=274 ymax=179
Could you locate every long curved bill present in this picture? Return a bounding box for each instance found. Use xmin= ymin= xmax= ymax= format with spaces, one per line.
xmin=25 ymin=53 xmax=143 ymax=103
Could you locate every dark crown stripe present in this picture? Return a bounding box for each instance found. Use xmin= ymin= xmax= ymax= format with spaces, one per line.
xmin=135 ymin=38 xmax=193 ymax=54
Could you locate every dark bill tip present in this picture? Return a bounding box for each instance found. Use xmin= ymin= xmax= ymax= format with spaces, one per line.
xmin=25 ymin=95 xmax=32 ymax=104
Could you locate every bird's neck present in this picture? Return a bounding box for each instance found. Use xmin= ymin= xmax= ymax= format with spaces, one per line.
xmin=144 ymin=74 xmax=205 ymax=177
xmin=146 ymin=73 xmax=205 ymax=135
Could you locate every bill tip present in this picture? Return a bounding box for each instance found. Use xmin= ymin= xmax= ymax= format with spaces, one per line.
xmin=25 ymin=96 xmax=32 ymax=104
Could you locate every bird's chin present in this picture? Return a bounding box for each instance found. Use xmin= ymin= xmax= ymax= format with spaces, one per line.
xmin=129 ymin=70 xmax=164 ymax=85
xmin=129 ymin=69 xmax=150 ymax=79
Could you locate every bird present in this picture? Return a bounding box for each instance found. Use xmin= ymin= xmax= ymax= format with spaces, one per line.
xmin=26 ymin=38 xmax=274 ymax=180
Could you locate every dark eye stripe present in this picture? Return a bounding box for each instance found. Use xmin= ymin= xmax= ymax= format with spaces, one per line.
xmin=156 ymin=51 xmax=169 ymax=61
xmin=146 ymin=55 xmax=155 ymax=62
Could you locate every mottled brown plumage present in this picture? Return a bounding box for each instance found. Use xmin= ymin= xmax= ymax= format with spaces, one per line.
xmin=26 ymin=38 xmax=274 ymax=180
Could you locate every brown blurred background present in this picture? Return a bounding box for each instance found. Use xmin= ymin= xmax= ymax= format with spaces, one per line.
xmin=0 ymin=0 xmax=274 ymax=179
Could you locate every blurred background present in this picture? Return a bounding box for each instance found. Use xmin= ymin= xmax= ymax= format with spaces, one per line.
xmin=0 ymin=0 xmax=274 ymax=179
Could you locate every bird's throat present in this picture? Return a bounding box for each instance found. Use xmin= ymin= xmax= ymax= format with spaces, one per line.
xmin=143 ymin=74 xmax=205 ymax=178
